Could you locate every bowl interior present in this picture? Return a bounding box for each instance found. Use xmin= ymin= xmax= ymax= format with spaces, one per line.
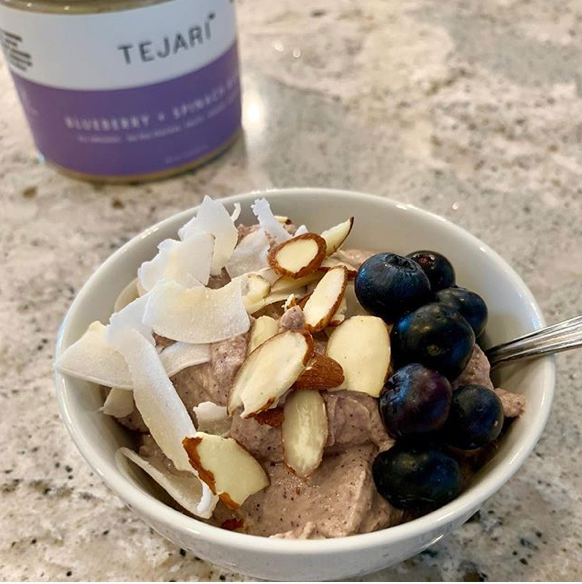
xmin=55 ymin=188 xmax=554 ymax=552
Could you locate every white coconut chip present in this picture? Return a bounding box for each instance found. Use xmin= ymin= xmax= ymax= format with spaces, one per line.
xmin=108 ymin=327 xmax=196 ymax=472
xmin=55 ymin=321 xmax=133 ymax=389
xmin=101 ymin=387 xmax=134 ymax=418
xmin=117 ymin=448 xmax=217 ymax=519
xmin=159 ymin=342 xmax=211 ymax=377
xmin=251 ymin=198 xmax=291 ymax=243
xmin=294 ymin=225 xmax=309 ymax=236
xmin=230 ymin=203 xmax=242 ymax=222
xmin=193 ymin=401 xmax=230 ymax=434
xmin=177 ymin=196 xmax=238 ymax=276
xmin=225 ymin=228 xmax=270 ymax=279
xmin=138 ymin=232 xmax=213 ymax=292
xmin=114 ymin=279 xmax=140 ymax=313
xmin=108 ymin=293 xmax=154 ymax=347
xmin=143 ymin=279 xmax=250 ymax=344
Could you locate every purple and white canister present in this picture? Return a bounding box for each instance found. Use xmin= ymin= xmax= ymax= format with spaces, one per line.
xmin=0 ymin=0 xmax=241 ymax=181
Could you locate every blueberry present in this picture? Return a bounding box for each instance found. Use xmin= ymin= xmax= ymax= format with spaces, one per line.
xmin=355 ymin=253 xmax=431 ymax=323
xmin=407 ymin=250 xmax=455 ymax=291
xmin=372 ymin=443 xmax=463 ymax=510
xmin=444 ymin=385 xmax=504 ymax=450
xmin=436 ymin=287 xmax=488 ymax=338
xmin=379 ymin=364 xmax=452 ymax=439
xmin=391 ymin=303 xmax=475 ymax=380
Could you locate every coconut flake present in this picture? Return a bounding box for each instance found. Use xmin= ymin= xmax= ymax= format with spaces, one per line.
xmin=178 ymin=196 xmax=238 ymax=276
xmin=107 ymin=293 xmax=154 ymax=347
xmin=294 ymin=225 xmax=309 ymax=236
xmin=143 ymin=279 xmax=250 ymax=344
xmin=230 ymin=203 xmax=242 ymax=222
xmin=251 ymin=199 xmax=291 ymax=243
xmin=138 ymin=233 xmax=213 ymax=291
xmin=107 ymin=327 xmax=196 ymax=472
xmin=225 ymin=228 xmax=270 ymax=279
xmin=55 ymin=321 xmax=132 ymax=389
xmin=102 ymin=387 xmax=134 ymax=417
xmin=159 ymin=342 xmax=211 ymax=377
xmin=114 ymin=279 xmax=140 ymax=313
xmin=117 ymin=448 xmax=217 ymax=519
xmin=193 ymin=402 xmax=230 ymax=434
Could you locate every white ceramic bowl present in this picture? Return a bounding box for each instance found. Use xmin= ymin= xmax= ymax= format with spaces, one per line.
xmin=55 ymin=188 xmax=555 ymax=581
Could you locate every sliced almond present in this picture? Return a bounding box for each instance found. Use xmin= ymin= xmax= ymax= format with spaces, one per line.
xmin=271 ymin=272 xmax=322 ymax=294
xmin=295 ymin=353 xmax=344 ymax=390
xmin=248 ymin=315 xmax=279 ymax=353
xmin=252 ymin=406 xmax=285 ymax=427
xmin=325 ymin=316 xmax=391 ymax=398
xmin=320 ymin=217 xmax=354 ymax=255
xmin=274 ymin=215 xmax=292 ymax=225
xmin=302 ymin=267 xmax=348 ymax=332
xmin=228 ymin=331 xmax=313 ymax=417
xmin=318 ymin=257 xmax=358 ymax=279
xmin=242 ymin=273 xmax=272 ymax=314
xmin=282 ymin=389 xmax=328 ymax=478
xmin=328 ymin=294 xmax=347 ymax=327
xmin=283 ymin=294 xmax=299 ymax=310
xmin=268 ymin=233 xmax=326 ymax=279
xmin=183 ymin=433 xmax=269 ymax=509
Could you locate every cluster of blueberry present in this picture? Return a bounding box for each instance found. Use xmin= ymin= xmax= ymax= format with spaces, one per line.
xmin=355 ymin=251 xmax=505 ymax=511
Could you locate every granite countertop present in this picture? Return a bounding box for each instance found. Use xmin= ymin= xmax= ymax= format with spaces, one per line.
xmin=1 ymin=0 xmax=581 ymax=581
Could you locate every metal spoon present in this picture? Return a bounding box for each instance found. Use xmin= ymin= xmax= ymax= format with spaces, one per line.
xmin=486 ymin=315 xmax=582 ymax=366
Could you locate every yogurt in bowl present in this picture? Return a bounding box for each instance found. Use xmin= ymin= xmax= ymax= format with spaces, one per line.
xmin=54 ymin=188 xmax=554 ymax=581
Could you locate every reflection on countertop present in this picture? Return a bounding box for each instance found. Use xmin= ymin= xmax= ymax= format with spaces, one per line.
xmin=1 ymin=0 xmax=581 ymax=581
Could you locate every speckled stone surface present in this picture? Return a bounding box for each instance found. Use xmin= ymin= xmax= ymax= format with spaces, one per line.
xmin=1 ymin=0 xmax=581 ymax=581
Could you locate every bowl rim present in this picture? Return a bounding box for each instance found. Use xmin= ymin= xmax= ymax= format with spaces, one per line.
xmin=55 ymin=187 xmax=555 ymax=555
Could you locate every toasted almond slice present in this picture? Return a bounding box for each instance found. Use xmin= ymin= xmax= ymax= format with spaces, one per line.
xmin=143 ymin=279 xmax=250 ymax=344
xmin=326 ymin=316 xmax=391 ymax=398
xmin=295 ymin=353 xmax=344 ymax=390
xmin=268 ymin=233 xmax=326 ymax=279
xmin=252 ymin=406 xmax=285 ymax=427
xmin=228 ymin=331 xmax=313 ymax=417
xmin=302 ymin=267 xmax=348 ymax=332
xmin=192 ymin=402 xmax=230 ymax=435
xmin=118 ymin=447 xmax=218 ymax=519
xmin=328 ymin=294 xmax=347 ymax=327
xmin=318 ymin=257 xmax=358 ymax=279
xmin=282 ymin=389 xmax=328 ymax=478
xmin=320 ymin=217 xmax=354 ymax=255
xmin=114 ymin=279 xmax=140 ymax=313
xmin=242 ymin=274 xmax=272 ymax=314
xmin=183 ymin=433 xmax=269 ymax=509
xmin=271 ymin=272 xmax=322 ymax=294
xmin=248 ymin=315 xmax=279 ymax=353
xmin=283 ymin=294 xmax=299 ymax=310
xmin=344 ymin=282 xmax=368 ymax=318
xmin=101 ymin=387 xmax=134 ymax=418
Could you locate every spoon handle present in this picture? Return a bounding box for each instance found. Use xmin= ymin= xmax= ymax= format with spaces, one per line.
xmin=486 ymin=315 xmax=582 ymax=366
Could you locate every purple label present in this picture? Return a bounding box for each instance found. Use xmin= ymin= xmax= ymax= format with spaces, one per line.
xmin=10 ymin=42 xmax=241 ymax=177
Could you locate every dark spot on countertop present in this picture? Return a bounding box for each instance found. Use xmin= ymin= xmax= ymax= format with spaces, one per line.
xmin=66 ymin=570 xmax=72 ymax=577
xmin=311 ymin=9 xmax=325 ymax=17
xmin=22 ymin=186 xmax=37 ymax=198
xmin=520 ymin=558 xmax=529 ymax=565
xmin=111 ymin=198 xmax=125 ymax=209
xmin=179 ymin=548 xmax=186 ymax=557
